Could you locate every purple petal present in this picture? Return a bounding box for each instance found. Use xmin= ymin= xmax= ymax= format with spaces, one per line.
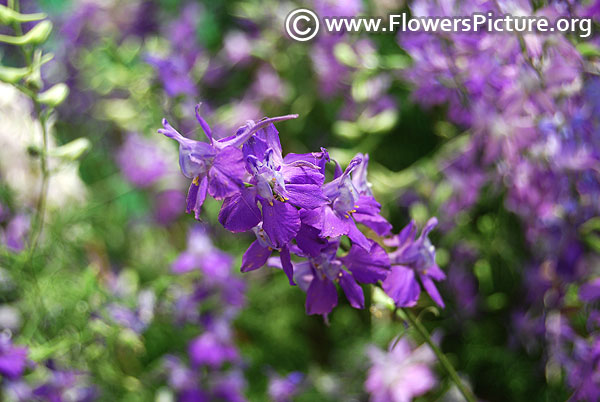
xmin=295 ymin=223 xmax=328 ymax=258
xmin=285 ymin=183 xmax=328 ymax=209
xmin=347 ymin=223 xmax=371 ymax=250
xmin=172 ymin=252 xmax=198 ymax=274
xmin=384 ymin=220 xmax=416 ymax=248
xmin=293 ymin=261 xmax=314 ymax=292
xmin=218 ymin=188 xmax=261 ymax=232
xmin=241 ymin=240 xmax=272 ymax=272
xmin=208 ymin=146 xmax=245 ymax=199
xmin=353 ymin=196 xmax=392 ymax=236
xmin=261 ymin=201 xmax=301 ymax=248
xmin=420 ymin=217 xmax=438 ymax=239
xmin=420 ymin=274 xmax=445 ymax=308
xmin=340 ymin=242 xmax=390 ymax=283
xmin=426 ymin=264 xmax=446 ymax=281
xmin=283 ymin=149 xmax=329 ymax=176
xmin=218 ymin=115 xmax=298 ymax=149
xmin=195 ymin=104 xmax=212 ymax=142
xmin=186 ymin=177 xmax=208 ymax=220
xmin=320 ymin=206 xmax=353 ymax=238
xmin=0 ymin=344 xmax=27 ymax=379
xmin=382 ymin=265 xmax=420 ymax=307
xmin=280 ymin=246 xmax=296 ymax=286
xmin=189 ymin=333 xmax=238 ymax=368
xmin=580 ymin=278 xmax=600 ymax=302
xmin=339 ymin=272 xmax=364 ymax=309
xmin=305 ymin=275 xmax=338 ymax=315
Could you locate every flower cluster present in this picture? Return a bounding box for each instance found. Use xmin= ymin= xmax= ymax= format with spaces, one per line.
xmin=162 ymin=225 xmax=247 ymax=401
xmin=401 ymin=0 xmax=600 ymax=396
xmin=160 ymin=106 xmax=445 ymax=316
xmin=0 ymin=335 xmax=96 ymax=401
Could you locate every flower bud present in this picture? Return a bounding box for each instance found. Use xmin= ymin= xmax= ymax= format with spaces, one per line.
xmin=50 ymin=138 xmax=91 ymax=161
xmin=0 ymin=65 xmax=29 ymax=84
xmin=37 ymin=83 xmax=69 ymax=107
xmin=0 ymin=5 xmax=46 ymax=25
xmin=0 ymin=20 xmax=52 ymax=46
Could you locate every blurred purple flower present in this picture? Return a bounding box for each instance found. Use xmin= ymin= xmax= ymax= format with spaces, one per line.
xmin=188 ymin=331 xmax=238 ymax=369
xmin=366 ymin=338 xmax=437 ymax=402
xmin=117 ymin=133 xmax=170 ymax=188
xmin=154 ymin=190 xmax=185 ymax=225
xmin=268 ymin=372 xmax=304 ymax=402
xmin=0 ymin=337 xmax=27 ymax=380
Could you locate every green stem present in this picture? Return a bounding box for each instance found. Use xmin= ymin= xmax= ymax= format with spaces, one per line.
xmin=27 ymin=102 xmax=50 ymax=254
xmin=400 ymin=308 xmax=477 ymax=402
xmin=8 ymin=0 xmax=50 ymax=325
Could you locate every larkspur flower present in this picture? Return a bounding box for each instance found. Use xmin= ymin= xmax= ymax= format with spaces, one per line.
xmin=300 ymin=155 xmax=376 ymax=251
xmin=219 ymin=121 xmax=327 ymax=241
xmin=292 ymin=239 xmax=390 ymax=315
xmin=382 ymin=218 xmax=446 ymax=308
xmin=366 ymin=338 xmax=437 ymax=402
xmin=159 ymin=105 xmax=297 ymax=219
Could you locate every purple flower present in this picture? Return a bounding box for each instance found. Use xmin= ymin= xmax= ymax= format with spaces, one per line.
xmin=188 ymin=331 xmax=238 ymax=369
xmin=171 ymin=226 xmax=234 ymax=283
xmin=382 ymin=218 xmax=446 ymax=308
xmin=212 ymin=370 xmax=247 ymax=402
xmin=1 ymin=214 xmax=30 ymax=253
xmin=106 ymin=289 xmax=155 ymax=333
xmin=350 ymin=153 xmax=393 ymax=237
xmin=292 ymin=239 xmax=390 ymax=315
xmin=268 ymin=372 xmax=304 ymax=402
xmin=240 ymin=223 xmax=297 ymax=285
xmin=154 ymin=190 xmax=185 ymax=225
xmin=220 ymin=122 xmax=328 ymax=277
xmin=159 ymin=106 xmax=297 ymax=219
xmin=0 ymin=337 xmax=27 ymax=380
xmin=300 ymin=155 xmax=378 ymax=251
xmin=366 ymin=338 xmax=437 ymax=402
xmin=117 ymin=133 xmax=170 ymax=188
xmin=33 ymin=367 xmax=97 ymax=402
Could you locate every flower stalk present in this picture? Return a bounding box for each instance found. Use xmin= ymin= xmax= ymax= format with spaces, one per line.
xmin=399 ymin=308 xmax=477 ymax=402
